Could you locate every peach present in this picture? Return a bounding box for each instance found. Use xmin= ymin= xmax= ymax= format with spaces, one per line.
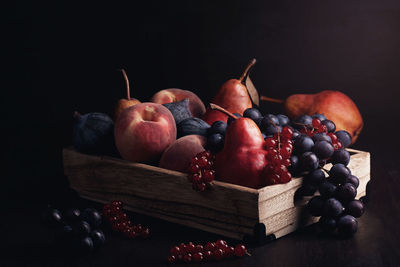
xmin=114 ymin=102 xmax=176 ymax=163
xmin=151 ymin=88 xmax=206 ymax=118
xmin=159 ymin=135 xmax=207 ymax=173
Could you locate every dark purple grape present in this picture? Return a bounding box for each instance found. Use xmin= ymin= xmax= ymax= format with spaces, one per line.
xmin=308 ymin=196 xmax=325 ymax=216
xmin=243 ymin=108 xmax=262 ymax=121
xmin=313 ymin=141 xmax=334 ymax=160
xmin=260 ymin=120 xmax=278 ymax=136
xmin=312 ymin=114 xmax=327 ymax=121
xmin=335 ymin=130 xmax=352 ymax=148
xmin=293 ymin=115 xmax=312 ymax=129
xmin=335 ymin=183 xmax=357 ymax=204
xmin=55 ymin=225 xmax=74 ymax=243
xmin=277 ymin=114 xmax=290 ymax=126
xmin=300 ymin=152 xmax=319 ymax=171
xmin=41 ymin=208 xmax=63 ymax=228
xmin=296 ymin=184 xmax=318 ymax=196
xmin=319 ymin=181 xmax=337 ymax=199
xmin=348 ymin=175 xmax=359 ymax=189
xmin=337 ymin=215 xmax=358 ymax=235
xmin=305 ymin=169 xmax=326 ymax=185
xmin=292 ymin=129 xmax=301 ymax=140
xmin=76 ymin=236 xmax=94 ymax=254
xmin=72 ymin=221 xmax=91 ymax=238
xmin=254 ymin=117 xmax=263 ymax=127
xmin=346 ymin=200 xmax=364 ymax=218
xmin=207 ymin=133 xmax=224 ymax=152
xmin=64 ymin=208 xmax=81 ymax=223
xmin=264 ymin=114 xmax=279 ymax=125
xmin=318 ymin=216 xmax=337 ymax=233
xmin=294 ymin=135 xmax=314 ymax=155
xmin=288 ymin=155 xmax=299 ymax=175
xmin=321 ymin=119 xmax=336 ymax=132
xmin=323 ymin=198 xmax=343 ymax=218
xmin=90 ymin=229 xmax=106 ymax=248
xmin=208 ymin=121 xmax=228 ymax=136
xmin=312 ymin=133 xmax=332 ymax=143
xmin=331 ymin=149 xmax=350 ymax=166
xmin=329 ymin=164 xmax=351 ymax=185
xmin=81 ymin=208 xmax=102 ymax=228
xmin=227 ymin=113 xmax=242 ymax=125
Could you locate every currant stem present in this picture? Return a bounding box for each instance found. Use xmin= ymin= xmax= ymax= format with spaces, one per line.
xmin=239 ymin=58 xmax=257 ymax=83
xmin=209 ymin=103 xmax=238 ymax=120
xmin=120 ymin=69 xmax=131 ymax=100
xmin=260 ymin=95 xmax=285 ymax=104
xmin=245 ymin=250 xmax=252 ymax=256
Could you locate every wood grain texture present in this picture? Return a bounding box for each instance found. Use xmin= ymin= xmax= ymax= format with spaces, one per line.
xmin=63 ymin=148 xmax=370 ymax=240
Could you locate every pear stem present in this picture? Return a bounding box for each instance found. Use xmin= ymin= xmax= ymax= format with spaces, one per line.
xmin=239 ymin=58 xmax=257 ymax=83
xmin=209 ymin=103 xmax=238 ymax=120
xmin=120 ymin=69 xmax=131 ymax=100
xmin=73 ymin=111 xmax=81 ymax=119
xmin=260 ymin=95 xmax=285 ymax=104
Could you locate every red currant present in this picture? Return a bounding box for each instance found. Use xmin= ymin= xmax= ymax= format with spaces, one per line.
xmin=213 ymin=248 xmax=225 ymax=260
xmin=215 ymin=239 xmax=228 ymax=249
xmin=203 ymin=250 xmax=213 ymax=261
xmin=205 ymin=242 xmax=216 ymax=251
xmin=170 ymin=246 xmax=181 ymax=256
xmin=279 ymin=170 xmax=292 ymax=183
xmin=281 ymin=126 xmax=294 ymax=139
xmin=193 ymin=252 xmax=203 ymax=262
xmin=312 ymin=118 xmax=322 ymax=128
xmin=167 ymin=255 xmax=176 ymax=264
xmin=191 ymin=173 xmax=202 ymax=184
xmin=328 ymin=132 xmax=338 ymax=142
xmin=317 ymin=125 xmax=328 ymax=133
xmin=199 ymin=150 xmax=211 ymax=158
xmin=197 ymin=157 xmax=209 ymax=168
xmin=179 ymin=243 xmax=187 ymax=254
xmin=196 ymin=182 xmax=207 ymax=192
xmin=195 ymin=244 xmax=204 ymax=253
xmin=264 ymin=137 xmax=277 ymax=148
xmin=141 ymin=227 xmax=150 ymax=238
xmin=111 ymin=200 xmax=123 ymax=208
xmin=188 ymin=163 xmax=200 ymax=174
xmin=280 ymin=145 xmax=292 ymax=159
xmin=234 ymin=244 xmax=247 ymax=257
xmin=281 ymin=158 xmax=291 ymax=167
xmin=224 ymin=246 xmax=235 ymax=258
xmin=186 ymin=242 xmax=196 ymax=254
xmin=202 ymin=169 xmax=215 ymax=183
xmin=183 ymin=253 xmax=192 ymax=263
xmin=266 ymin=173 xmax=280 ymax=185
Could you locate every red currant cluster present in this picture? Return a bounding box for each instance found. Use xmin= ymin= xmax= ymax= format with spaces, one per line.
xmin=263 ymin=126 xmax=294 ymax=185
xmin=102 ymin=201 xmax=150 ymax=239
xmin=300 ymin=118 xmax=343 ymax=150
xmin=187 ymin=151 xmax=216 ymax=191
xmin=167 ymin=239 xmax=250 ymax=264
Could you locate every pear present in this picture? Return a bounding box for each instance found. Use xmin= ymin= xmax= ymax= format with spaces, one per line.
xmin=114 ymin=69 xmax=140 ymax=120
xmin=202 ymin=59 xmax=256 ymax=125
xmin=261 ymin=90 xmax=363 ymax=144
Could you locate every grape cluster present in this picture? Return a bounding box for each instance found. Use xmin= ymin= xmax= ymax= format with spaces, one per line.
xmin=207 ymin=121 xmax=228 ymax=153
xmin=188 ymin=151 xmax=216 ymax=191
xmin=167 ymin=239 xmax=250 ymax=264
xmin=103 ymin=201 xmax=150 ymax=239
xmin=41 ymin=206 xmax=105 ymax=254
xmin=307 ymin=164 xmax=364 ymax=235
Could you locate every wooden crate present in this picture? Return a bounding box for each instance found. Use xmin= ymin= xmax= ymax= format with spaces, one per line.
xmin=63 ymin=148 xmax=370 ymax=240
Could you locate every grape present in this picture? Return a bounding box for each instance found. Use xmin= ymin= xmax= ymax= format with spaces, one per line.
xmin=292 ymin=129 xmax=301 ymax=140
xmin=294 ymin=135 xmax=314 ymax=154
xmin=227 ymin=113 xmax=242 ymax=125
xmin=81 ymin=208 xmax=102 ymax=228
xmin=264 ymin=114 xmax=280 ymax=125
xmin=335 ymin=130 xmax=352 ymax=148
xmin=208 ymin=121 xmax=228 ymax=136
xmin=308 ymin=196 xmax=325 ymax=216
xmin=260 ymin=120 xmax=278 ymax=136
xmin=313 ymin=141 xmax=334 ymax=159
xmin=304 ymin=169 xmax=326 ymax=185
xmin=323 ymin=198 xmax=343 ymax=218
xmin=207 ymin=133 xmax=224 ymax=152
xmin=312 ymin=113 xmax=327 ymax=121
xmin=319 ymin=181 xmax=337 ymax=199
xmin=90 ymin=229 xmax=106 ymax=248
xmin=55 ymin=225 xmax=74 ymax=243
xmin=254 ymin=117 xmax=263 ymax=127
xmin=277 ymin=114 xmax=290 ymax=126
xmin=331 ymin=149 xmax=350 ymax=166
xmin=296 ymin=184 xmax=318 ymax=196
xmin=288 ymin=155 xmax=299 ymax=175
xmin=312 ymin=133 xmax=332 ymax=143
xmin=76 ymin=236 xmax=94 ymax=254
xmin=334 ymin=183 xmax=357 ymax=204
xmin=41 ymin=208 xmax=63 ymax=228
xmin=346 ymin=200 xmax=364 ymax=218
xmin=329 ymin=164 xmax=350 ymax=185
xmin=347 ymin=175 xmax=359 ymax=189
xmin=243 ymin=108 xmax=262 ymax=121
xmin=64 ymin=208 xmax=81 ymax=223
xmin=72 ymin=221 xmax=91 ymax=238
xmin=293 ymin=115 xmax=312 ymax=129
xmin=321 ymin=119 xmax=336 ymax=132
xmin=300 ymin=152 xmax=319 ymax=171
xmin=337 ymin=215 xmax=358 ymax=235
xmin=318 ymin=216 xmax=337 ymax=233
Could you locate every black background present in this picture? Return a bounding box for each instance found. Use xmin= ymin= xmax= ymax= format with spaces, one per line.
xmin=3 ymin=0 xmax=400 ymax=266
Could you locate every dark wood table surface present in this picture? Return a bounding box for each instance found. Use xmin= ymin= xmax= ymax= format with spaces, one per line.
xmin=2 ymin=145 xmax=400 ymax=267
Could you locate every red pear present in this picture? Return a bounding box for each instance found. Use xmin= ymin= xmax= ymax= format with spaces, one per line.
xmin=211 ymin=104 xmax=267 ymax=188
xmin=202 ymin=59 xmax=256 ymax=125
xmin=114 ymin=69 xmax=141 ymax=120
xmin=261 ymin=90 xmax=363 ymax=144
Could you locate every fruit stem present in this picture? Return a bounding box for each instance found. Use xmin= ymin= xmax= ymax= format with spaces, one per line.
xmin=120 ymin=69 xmax=131 ymax=100
xmin=260 ymin=95 xmax=285 ymax=104
xmin=73 ymin=111 xmax=81 ymax=119
xmin=246 ymin=250 xmax=252 ymax=257
xmin=209 ymin=103 xmax=238 ymax=120
xmin=239 ymin=58 xmax=257 ymax=83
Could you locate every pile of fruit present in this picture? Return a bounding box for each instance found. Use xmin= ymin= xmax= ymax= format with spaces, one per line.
xmin=71 ymin=59 xmax=365 ymax=236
